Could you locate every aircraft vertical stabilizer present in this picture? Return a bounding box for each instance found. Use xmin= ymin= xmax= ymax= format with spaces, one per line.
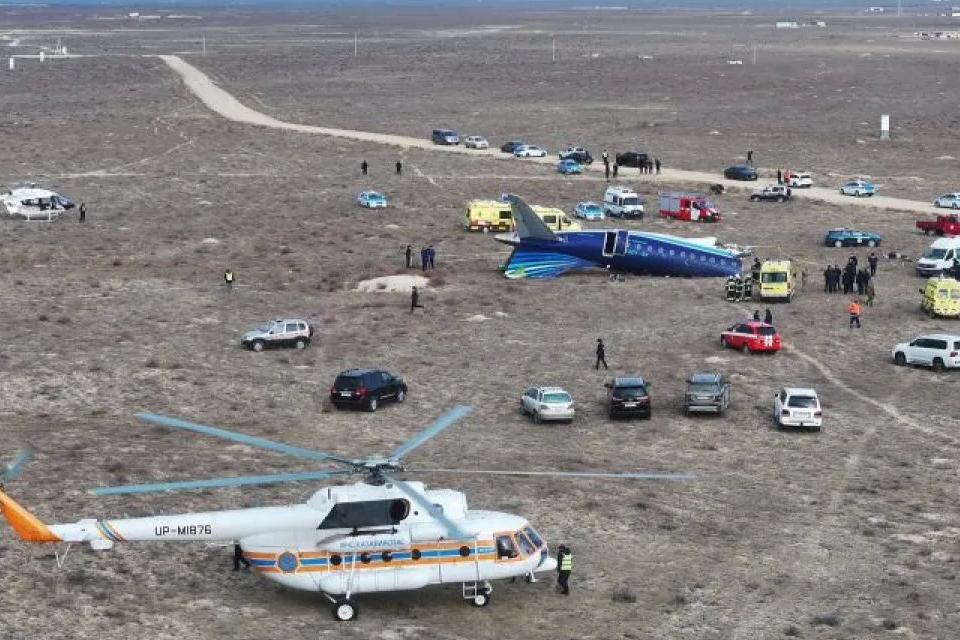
xmin=506 ymin=195 xmax=557 ymax=242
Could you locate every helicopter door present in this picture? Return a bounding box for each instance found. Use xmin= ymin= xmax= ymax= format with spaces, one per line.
xmin=614 ymin=230 xmax=629 ymax=256
xmin=602 ymin=231 xmax=616 ymax=257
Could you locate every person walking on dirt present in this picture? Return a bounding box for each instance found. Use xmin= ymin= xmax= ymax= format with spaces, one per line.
xmin=396 ymin=160 xmax=402 ymax=175
xmin=753 ymin=310 xmax=761 ymax=321
xmin=233 ymin=542 xmax=249 ymax=571
xmin=420 ymin=247 xmax=428 ymax=272
xmin=823 ymin=264 xmax=832 ymax=293
xmin=612 ymin=164 xmax=618 ymax=178
xmin=595 ymin=338 xmax=608 ymax=370
xmin=868 ymin=252 xmax=878 ymax=277
xmin=865 ymin=280 xmax=876 ymax=307
xmin=405 ymin=245 xmax=412 ymax=269
xmin=426 ymin=246 xmax=436 ymax=269
xmin=777 ymin=168 xmax=782 ymax=185
xmin=605 ymin=163 xmax=610 ymax=181
xmin=601 ymin=150 xmax=609 ymax=166
xmin=410 ymin=286 xmax=424 ymax=313
xmin=361 ymin=160 xmax=368 ymax=176
xmin=78 ymin=202 xmax=86 ymax=223
xmin=224 ymin=269 xmax=234 ymax=293
xmin=764 ymin=308 xmax=773 ymax=325
xmin=655 ymin=158 xmax=661 ymax=174
xmin=747 ymin=150 xmax=753 ymax=165
xmin=848 ymin=298 xmax=862 ymax=328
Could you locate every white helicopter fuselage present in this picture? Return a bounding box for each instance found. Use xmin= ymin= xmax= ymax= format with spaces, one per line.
xmin=6 ymin=481 xmax=557 ymax=596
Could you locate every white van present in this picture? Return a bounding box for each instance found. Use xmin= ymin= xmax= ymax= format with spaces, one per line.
xmin=917 ymin=237 xmax=960 ymax=277
xmin=603 ymin=186 xmax=644 ymax=219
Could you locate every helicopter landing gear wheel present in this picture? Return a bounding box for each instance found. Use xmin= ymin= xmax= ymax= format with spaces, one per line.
xmin=332 ymin=598 xmax=359 ymax=621
xmin=472 ymin=592 xmax=491 ymax=607
xmin=464 ymin=581 xmax=492 ymax=607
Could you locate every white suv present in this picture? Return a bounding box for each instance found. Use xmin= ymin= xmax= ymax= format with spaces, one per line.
xmin=892 ymin=334 xmax=960 ymax=371
xmin=773 ymin=387 xmax=822 ymax=430
xmin=463 ymin=135 xmax=489 ymax=149
xmin=241 ymin=318 xmax=314 ymax=352
xmin=787 ymin=172 xmax=813 ymax=188
xmin=520 ymin=386 xmax=575 ymax=423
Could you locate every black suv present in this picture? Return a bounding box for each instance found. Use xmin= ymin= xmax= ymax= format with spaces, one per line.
xmin=500 ymin=140 xmax=526 ymax=153
xmin=615 ymin=151 xmax=649 ymax=168
xmin=559 ymin=147 xmax=594 ymax=165
xmin=605 ymin=376 xmax=651 ymax=419
xmin=330 ymin=368 xmax=407 ymax=412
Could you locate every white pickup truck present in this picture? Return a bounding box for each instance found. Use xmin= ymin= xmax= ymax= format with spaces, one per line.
xmin=749 ymin=184 xmax=792 ymax=203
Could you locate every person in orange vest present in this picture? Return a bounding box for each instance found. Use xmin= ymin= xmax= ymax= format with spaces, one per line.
xmin=848 ymin=298 xmax=862 ymax=328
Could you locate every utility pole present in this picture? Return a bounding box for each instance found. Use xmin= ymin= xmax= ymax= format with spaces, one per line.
xmin=753 ymin=42 xmax=757 ymax=65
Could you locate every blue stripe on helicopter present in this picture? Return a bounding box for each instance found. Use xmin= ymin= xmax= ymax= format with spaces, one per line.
xmin=251 ymin=546 xmax=497 ymax=568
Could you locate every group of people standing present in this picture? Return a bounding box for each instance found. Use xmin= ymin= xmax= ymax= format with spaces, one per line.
xmin=600 ymin=150 xmax=662 ymax=181
xmin=823 ymin=253 xmax=877 ymax=306
xmin=404 ymin=244 xmax=436 ymax=271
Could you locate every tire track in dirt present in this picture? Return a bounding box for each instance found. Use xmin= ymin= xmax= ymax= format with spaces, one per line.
xmin=720 ymin=334 xmax=957 ymax=638
xmin=156 ymin=54 xmax=936 ymax=216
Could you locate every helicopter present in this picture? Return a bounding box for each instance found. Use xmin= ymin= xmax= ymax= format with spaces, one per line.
xmin=0 ymin=406 xmax=694 ymax=621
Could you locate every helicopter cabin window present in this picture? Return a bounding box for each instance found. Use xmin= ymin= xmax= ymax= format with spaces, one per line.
xmin=495 ymin=534 xmax=519 ymax=560
xmin=317 ymin=498 xmax=411 ymax=530
xmin=515 ymin=532 xmax=535 ymax=556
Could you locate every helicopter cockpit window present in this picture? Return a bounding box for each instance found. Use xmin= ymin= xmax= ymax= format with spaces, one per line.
xmin=495 ymin=534 xmax=519 ymax=559
xmin=523 ymin=526 xmax=544 ymax=549
xmin=515 ymin=532 xmax=535 ymax=556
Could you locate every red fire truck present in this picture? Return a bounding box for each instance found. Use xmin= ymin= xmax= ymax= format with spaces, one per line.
xmin=659 ymin=192 xmax=721 ymax=223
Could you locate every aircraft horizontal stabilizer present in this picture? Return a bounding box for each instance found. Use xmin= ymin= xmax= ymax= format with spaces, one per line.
xmin=504 ymin=246 xmax=599 ymax=279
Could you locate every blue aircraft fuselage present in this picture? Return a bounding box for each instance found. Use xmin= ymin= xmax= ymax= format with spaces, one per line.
xmin=496 ymin=229 xmax=742 ymax=279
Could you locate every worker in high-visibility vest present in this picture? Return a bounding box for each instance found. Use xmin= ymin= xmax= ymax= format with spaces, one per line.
xmin=224 ymin=269 xmax=234 ymax=293
xmin=848 ymin=298 xmax=862 ymax=328
xmin=556 ymin=544 xmax=573 ymax=595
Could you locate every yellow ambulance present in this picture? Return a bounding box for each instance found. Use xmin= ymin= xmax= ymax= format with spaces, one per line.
xmin=758 ymin=260 xmax=795 ymax=301
xmin=920 ymin=276 xmax=960 ymax=317
xmin=463 ymin=201 xmax=582 ymax=232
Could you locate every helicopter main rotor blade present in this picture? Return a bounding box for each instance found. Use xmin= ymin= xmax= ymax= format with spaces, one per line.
xmin=390 ymin=406 xmax=474 ymax=461
xmin=407 ymin=468 xmax=697 ymax=481
xmin=381 ymin=472 xmax=474 ymax=541
xmin=136 ymin=413 xmax=356 ymax=465
xmin=90 ymin=469 xmax=355 ymax=496
xmin=1 ymin=448 xmax=34 ymax=483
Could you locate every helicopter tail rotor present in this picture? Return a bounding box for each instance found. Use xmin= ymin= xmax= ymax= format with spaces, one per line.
xmin=1 ymin=448 xmax=34 ymax=487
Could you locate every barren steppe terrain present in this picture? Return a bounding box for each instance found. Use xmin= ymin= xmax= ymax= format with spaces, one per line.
xmin=1 ymin=6 xmax=960 ymax=640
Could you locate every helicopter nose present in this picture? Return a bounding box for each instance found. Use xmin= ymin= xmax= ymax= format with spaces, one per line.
xmin=535 ymin=552 xmax=558 ymax=572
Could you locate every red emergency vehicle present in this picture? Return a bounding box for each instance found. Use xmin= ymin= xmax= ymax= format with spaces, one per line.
xmin=659 ymin=192 xmax=721 ymax=222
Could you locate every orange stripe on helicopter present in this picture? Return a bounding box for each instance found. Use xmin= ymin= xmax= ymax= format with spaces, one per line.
xmin=0 ymin=490 xmax=62 ymax=543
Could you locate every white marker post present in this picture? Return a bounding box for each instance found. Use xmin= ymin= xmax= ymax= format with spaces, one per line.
xmin=354 ymin=32 xmax=358 ymax=58
xmin=39 ymin=51 xmax=44 ymax=62
xmin=880 ymin=114 xmax=890 ymax=140
xmin=8 ymin=57 xmax=14 ymax=70
xmin=552 ymin=36 xmax=555 ymax=63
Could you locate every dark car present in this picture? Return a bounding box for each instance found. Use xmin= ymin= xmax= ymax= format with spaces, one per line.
xmin=684 ymin=372 xmax=731 ymax=414
xmin=615 ymin=151 xmax=649 ymax=168
xmin=723 ymin=164 xmax=759 ymax=181
xmin=501 ymin=140 xmax=526 ymax=154
xmin=605 ymin=376 xmax=651 ymax=419
xmin=330 ymin=368 xmax=407 ymax=412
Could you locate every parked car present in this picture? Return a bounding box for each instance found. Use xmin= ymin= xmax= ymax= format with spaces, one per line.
xmin=824 ymin=228 xmax=882 ymax=248
xmin=557 ymin=159 xmax=583 ymax=175
xmin=605 ymin=376 xmax=651 ymax=419
xmin=330 ymin=368 xmax=407 ymax=411
xmin=500 ymin=140 xmax=526 ymax=154
xmin=720 ymin=321 xmax=781 ymax=354
xmin=574 ymin=201 xmax=604 ymax=221
xmin=358 ymin=190 xmax=387 ymax=208
xmin=839 ymin=180 xmax=876 ymax=197
xmin=431 ymin=128 xmax=459 ymax=145
xmin=934 ymin=192 xmax=960 ymax=209
xmin=892 ymin=333 xmax=960 ymax=371
xmin=723 ymin=164 xmax=759 ymax=181
xmin=749 ymin=184 xmax=791 ymax=203
xmin=615 ymin=151 xmax=648 ymax=168
xmin=558 ymin=147 xmax=593 ymax=165
xmin=773 ymin=387 xmax=822 ymax=430
xmin=787 ymin=172 xmax=814 ymax=188
xmin=519 ymin=386 xmax=575 ymax=423
xmin=463 ymin=135 xmax=489 ymax=149
xmin=514 ymin=145 xmax=547 ymax=158
xmin=241 ymin=318 xmax=314 ymax=352
xmin=684 ymin=372 xmax=731 ymax=414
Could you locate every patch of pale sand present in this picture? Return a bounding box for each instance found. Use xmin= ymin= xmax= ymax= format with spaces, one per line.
xmin=355 ymin=274 xmax=430 ymax=293
xmin=466 ymin=314 xmax=487 ymax=322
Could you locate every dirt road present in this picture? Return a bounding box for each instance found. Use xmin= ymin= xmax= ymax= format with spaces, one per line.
xmin=159 ymin=54 xmax=935 ymax=216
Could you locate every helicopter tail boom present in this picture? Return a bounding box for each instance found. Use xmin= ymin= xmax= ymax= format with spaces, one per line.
xmin=0 ymin=489 xmax=62 ymax=542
